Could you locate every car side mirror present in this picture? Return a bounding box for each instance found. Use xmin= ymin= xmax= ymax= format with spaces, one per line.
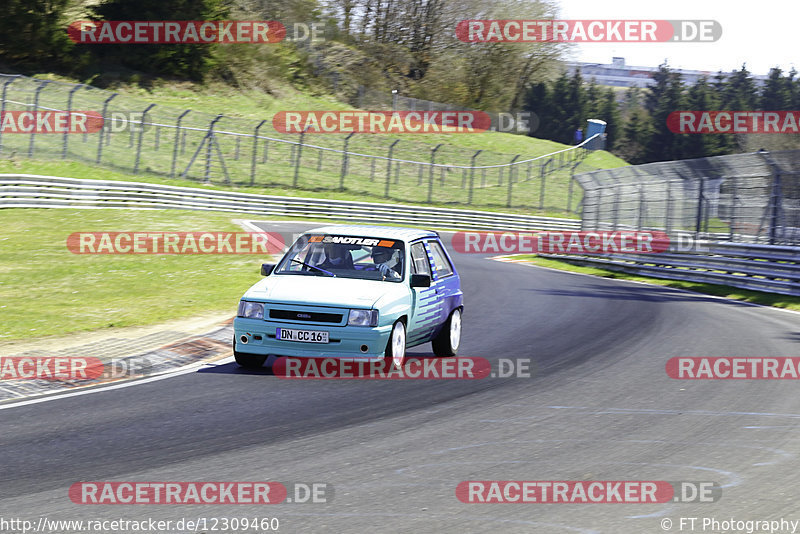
xmin=261 ymin=263 xmax=275 ymax=276
xmin=410 ymin=273 xmax=431 ymax=288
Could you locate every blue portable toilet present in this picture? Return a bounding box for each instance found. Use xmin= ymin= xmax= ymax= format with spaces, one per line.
xmin=585 ymin=119 xmax=607 ymax=150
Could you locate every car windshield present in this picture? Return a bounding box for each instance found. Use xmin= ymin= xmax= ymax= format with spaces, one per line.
xmin=274 ymin=234 xmax=405 ymax=282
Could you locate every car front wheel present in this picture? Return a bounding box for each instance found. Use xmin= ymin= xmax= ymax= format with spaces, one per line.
xmin=432 ymin=308 xmax=461 ymax=357
xmin=384 ymin=320 xmax=407 ymax=369
xmin=233 ymin=338 xmax=267 ymax=368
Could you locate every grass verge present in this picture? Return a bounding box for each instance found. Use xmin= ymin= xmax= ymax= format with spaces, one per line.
xmin=513 ymin=255 xmax=800 ymax=311
xmin=0 ymin=208 xmax=275 ymax=341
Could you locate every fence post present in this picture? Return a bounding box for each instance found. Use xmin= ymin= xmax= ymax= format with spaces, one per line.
xmin=339 ymin=132 xmax=355 ymax=191
xmin=468 ymin=149 xmax=482 ymax=205
xmin=250 ymin=119 xmax=266 ymax=185
xmin=637 ymin=183 xmax=645 ymax=230
xmin=293 ymin=126 xmax=309 ymax=187
xmin=170 ymin=109 xmax=191 ymax=178
xmin=665 ymin=179 xmax=673 ymax=233
xmin=611 ymin=172 xmax=622 ymax=231
xmin=133 ymin=103 xmax=156 ymax=174
xmin=728 ymin=175 xmax=738 ymax=241
xmin=427 ymin=143 xmax=443 ymax=203
xmin=384 ymin=139 xmax=400 ymax=198
xmin=96 ymin=93 xmax=118 ymax=163
xmin=0 ymin=77 xmax=19 ymax=156
xmin=768 ymin=169 xmax=783 ymax=245
xmin=62 ymin=84 xmax=82 ymax=160
xmin=28 ymin=80 xmax=50 ymax=157
xmin=567 ymin=160 xmax=581 ymax=213
xmin=695 ymin=177 xmax=705 ymax=239
xmin=204 ymin=114 xmax=223 ymax=183
xmin=538 ymin=158 xmax=551 ymax=210
xmin=506 ymin=155 xmax=520 ymax=207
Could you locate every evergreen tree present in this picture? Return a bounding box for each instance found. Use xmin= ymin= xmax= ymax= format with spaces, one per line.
xmin=564 ymin=68 xmax=586 ymax=142
xmin=523 ymin=81 xmax=553 ymax=140
xmin=547 ymin=70 xmax=572 ymax=144
xmin=760 ymin=67 xmax=792 ymax=110
xmin=644 ymin=63 xmax=686 ymax=162
xmin=683 ymin=77 xmax=723 ymax=158
xmin=617 ymin=107 xmax=650 ymax=164
xmin=597 ymin=88 xmax=620 ymax=150
xmin=0 ymin=0 xmax=75 ymax=71
xmin=89 ymin=0 xmax=233 ymax=81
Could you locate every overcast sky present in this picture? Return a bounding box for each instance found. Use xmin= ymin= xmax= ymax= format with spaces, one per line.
xmin=556 ymin=0 xmax=794 ymax=75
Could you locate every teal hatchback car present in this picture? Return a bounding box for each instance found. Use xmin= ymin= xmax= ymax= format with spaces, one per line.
xmin=233 ymin=225 xmax=463 ymax=369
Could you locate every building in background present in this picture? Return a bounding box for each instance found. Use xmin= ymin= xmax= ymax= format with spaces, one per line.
xmin=567 ymin=57 xmax=768 ymax=88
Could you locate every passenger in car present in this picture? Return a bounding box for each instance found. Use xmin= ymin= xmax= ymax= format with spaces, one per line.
xmin=371 ymin=246 xmax=402 ymax=279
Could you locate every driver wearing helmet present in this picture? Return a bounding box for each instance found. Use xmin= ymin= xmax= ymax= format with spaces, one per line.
xmin=371 ymin=245 xmax=402 ymax=279
xmin=317 ymin=243 xmax=354 ymax=270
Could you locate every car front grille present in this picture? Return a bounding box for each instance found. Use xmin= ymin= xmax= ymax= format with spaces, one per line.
xmin=268 ymin=309 xmax=343 ymax=323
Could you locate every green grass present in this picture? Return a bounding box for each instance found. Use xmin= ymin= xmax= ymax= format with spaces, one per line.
xmin=0 ymin=157 xmax=582 ymax=219
xmin=0 ymin=208 xmax=276 ymax=341
xmin=513 ymin=255 xmax=800 ymax=311
xmin=0 ymin=77 xmax=628 ymax=215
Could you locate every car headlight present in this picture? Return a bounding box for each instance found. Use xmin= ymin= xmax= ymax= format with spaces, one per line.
xmin=238 ymin=300 xmax=264 ymax=319
xmin=348 ymin=309 xmax=378 ymax=327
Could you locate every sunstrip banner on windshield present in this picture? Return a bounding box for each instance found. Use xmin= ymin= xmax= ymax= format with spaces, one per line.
xmin=307 ymin=235 xmax=396 ymax=247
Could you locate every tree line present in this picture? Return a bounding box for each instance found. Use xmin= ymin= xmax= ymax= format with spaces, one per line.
xmin=1 ymin=0 xmax=797 ymax=163
xmin=524 ymin=64 xmax=800 ymax=164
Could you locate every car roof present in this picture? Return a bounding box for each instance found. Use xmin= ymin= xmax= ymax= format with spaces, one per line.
xmin=305 ymin=225 xmax=438 ymax=242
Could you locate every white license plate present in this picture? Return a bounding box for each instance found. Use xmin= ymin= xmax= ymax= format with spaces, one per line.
xmin=276 ymin=328 xmax=329 ymax=343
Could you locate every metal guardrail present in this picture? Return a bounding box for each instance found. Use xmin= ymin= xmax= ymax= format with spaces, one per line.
xmin=540 ymin=242 xmax=800 ymax=296
xmin=0 ymin=174 xmax=581 ymax=232
xmin=4 ymin=174 xmax=797 ymax=296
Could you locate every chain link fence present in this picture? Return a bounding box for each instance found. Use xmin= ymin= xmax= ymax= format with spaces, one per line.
xmin=576 ymin=150 xmax=800 ymax=245
xmin=0 ymin=73 xmax=601 ymax=212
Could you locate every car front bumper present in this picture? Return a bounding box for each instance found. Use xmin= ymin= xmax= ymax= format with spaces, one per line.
xmin=233 ymin=317 xmax=392 ymax=360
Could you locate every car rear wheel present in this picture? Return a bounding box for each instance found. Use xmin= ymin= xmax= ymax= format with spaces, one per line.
xmin=432 ymin=308 xmax=461 ymax=357
xmin=384 ymin=320 xmax=407 ymax=369
xmin=233 ymin=338 xmax=267 ymax=368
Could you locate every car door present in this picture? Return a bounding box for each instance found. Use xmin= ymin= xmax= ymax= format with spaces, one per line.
xmin=425 ymin=238 xmax=462 ymax=332
xmin=406 ymin=240 xmax=442 ymax=346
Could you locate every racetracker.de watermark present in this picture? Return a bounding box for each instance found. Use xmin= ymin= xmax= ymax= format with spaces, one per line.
xmin=666 ymin=357 xmax=800 ymax=379
xmin=0 ymin=356 xmax=151 ymax=381
xmin=69 ymin=481 xmax=330 ymax=504
xmin=271 ymin=357 xmax=533 ymax=379
xmin=66 ymin=232 xmax=285 ymax=254
xmin=456 ymin=481 xmax=719 ymax=503
xmin=668 ymin=111 xmax=800 ymax=134
xmin=456 ymin=20 xmax=721 ymax=43
xmin=68 ymin=21 xmax=286 ymax=44
xmin=0 ymin=111 xmax=102 ymax=134
xmin=273 ymin=111 xmax=493 ymax=134
xmin=452 ymin=231 xmax=672 ymax=254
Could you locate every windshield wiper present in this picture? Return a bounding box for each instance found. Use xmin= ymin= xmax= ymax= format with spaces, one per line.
xmin=291 ymin=259 xmax=336 ymax=277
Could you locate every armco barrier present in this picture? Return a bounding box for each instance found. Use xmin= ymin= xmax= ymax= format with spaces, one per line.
xmin=540 ymin=242 xmax=800 ymax=296
xmin=4 ymin=174 xmax=797 ymax=296
xmin=0 ymin=174 xmax=580 ymax=232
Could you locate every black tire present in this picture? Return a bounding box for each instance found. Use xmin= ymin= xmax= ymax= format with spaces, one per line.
xmin=233 ymin=338 xmax=267 ymax=368
xmin=384 ymin=320 xmax=407 ymax=369
xmin=432 ymin=308 xmax=462 ymax=357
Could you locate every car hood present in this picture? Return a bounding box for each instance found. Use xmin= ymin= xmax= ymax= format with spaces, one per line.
xmin=243 ymin=274 xmax=405 ymax=309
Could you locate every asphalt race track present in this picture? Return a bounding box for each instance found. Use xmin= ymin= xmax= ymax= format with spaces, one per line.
xmin=2 ymin=221 xmax=800 ymax=533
